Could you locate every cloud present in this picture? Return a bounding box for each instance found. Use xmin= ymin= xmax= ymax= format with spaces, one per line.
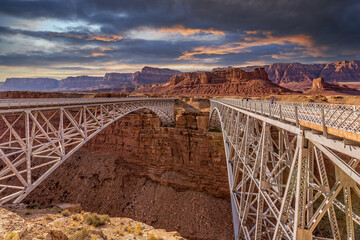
xmin=157 ymin=25 xmax=225 ymax=36
xmin=0 ymin=0 xmax=359 ymax=81
xmin=178 ymin=31 xmax=325 ymax=60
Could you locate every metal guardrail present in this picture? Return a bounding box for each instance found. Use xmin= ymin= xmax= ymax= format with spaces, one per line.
xmin=0 ymin=97 xmax=175 ymax=109
xmin=213 ymin=98 xmax=360 ymax=134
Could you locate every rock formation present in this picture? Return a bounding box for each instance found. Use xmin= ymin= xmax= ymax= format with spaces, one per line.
xmin=103 ymin=72 xmax=133 ymax=87
xmin=58 ymin=76 xmax=103 ymax=90
xmin=241 ymin=60 xmax=360 ymax=91
xmin=305 ymin=77 xmax=360 ymax=95
xmin=135 ymin=68 xmax=294 ymax=96
xmin=1 ymin=78 xmax=59 ymax=91
xmin=132 ymin=66 xmax=182 ymax=85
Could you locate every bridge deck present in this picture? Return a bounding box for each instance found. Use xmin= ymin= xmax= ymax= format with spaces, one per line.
xmin=0 ymin=97 xmax=176 ymax=109
xmin=213 ymin=98 xmax=360 ymax=143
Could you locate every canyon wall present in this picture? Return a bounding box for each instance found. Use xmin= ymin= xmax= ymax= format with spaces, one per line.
xmin=25 ymin=110 xmax=233 ymax=240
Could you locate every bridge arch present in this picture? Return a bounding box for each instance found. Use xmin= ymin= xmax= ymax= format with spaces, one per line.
xmin=0 ymin=98 xmax=175 ymax=204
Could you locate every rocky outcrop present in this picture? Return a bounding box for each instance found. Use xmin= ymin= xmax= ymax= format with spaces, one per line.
xmin=103 ymin=72 xmax=133 ymax=87
xmin=241 ymin=60 xmax=360 ymax=91
xmin=26 ymin=110 xmax=233 ymax=240
xmin=305 ymin=77 xmax=360 ymax=95
xmin=135 ymin=68 xmax=294 ymax=96
xmin=320 ymin=60 xmax=360 ymax=82
xmin=58 ymin=76 xmax=103 ymax=90
xmin=1 ymin=78 xmax=59 ymax=91
xmin=132 ymin=66 xmax=182 ymax=85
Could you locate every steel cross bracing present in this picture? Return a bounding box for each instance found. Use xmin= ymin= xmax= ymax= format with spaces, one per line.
xmin=0 ymin=97 xmax=175 ymax=205
xmin=209 ymin=98 xmax=360 ymax=240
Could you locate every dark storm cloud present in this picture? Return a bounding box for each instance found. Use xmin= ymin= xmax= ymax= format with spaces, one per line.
xmin=0 ymin=0 xmax=359 ymax=70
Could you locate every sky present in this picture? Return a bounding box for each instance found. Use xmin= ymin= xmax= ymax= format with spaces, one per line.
xmin=0 ymin=0 xmax=360 ymax=82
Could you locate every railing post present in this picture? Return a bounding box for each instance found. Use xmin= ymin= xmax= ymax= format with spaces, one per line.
xmin=321 ymin=109 xmax=327 ymax=137
xmin=279 ymin=105 xmax=282 ymax=121
xmin=269 ymin=103 xmax=272 ymax=118
xmin=295 ymin=106 xmax=299 ymax=127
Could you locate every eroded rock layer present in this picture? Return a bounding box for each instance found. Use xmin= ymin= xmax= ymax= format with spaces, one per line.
xmin=134 ymin=68 xmax=293 ymax=96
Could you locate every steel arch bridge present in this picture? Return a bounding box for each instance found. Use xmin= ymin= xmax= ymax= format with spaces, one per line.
xmin=209 ymin=98 xmax=360 ymax=240
xmin=0 ymin=97 xmax=175 ymax=205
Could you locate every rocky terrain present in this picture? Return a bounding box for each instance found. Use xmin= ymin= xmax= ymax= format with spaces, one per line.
xmin=1 ymin=67 xmax=182 ymax=92
xmin=305 ymin=77 xmax=360 ymax=95
xmin=241 ymin=60 xmax=360 ymax=91
xmin=1 ymin=204 xmax=185 ymax=240
xmin=22 ymin=108 xmax=233 ymax=240
xmin=134 ymin=68 xmax=294 ymax=96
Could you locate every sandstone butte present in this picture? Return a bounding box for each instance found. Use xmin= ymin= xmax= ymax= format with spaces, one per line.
xmin=305 ymin=77 xmax=360 ymax=95
xmin=134 ymin=67 xmax=294 ymax=96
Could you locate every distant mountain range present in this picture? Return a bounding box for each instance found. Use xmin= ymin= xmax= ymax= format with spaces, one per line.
xmin=1 ymin=60 xmax=359 ymax=92
xmin=0 ymin=66 xmax=182 ymax=92
xmin=239 ymin=60 xmax=360 ymax=91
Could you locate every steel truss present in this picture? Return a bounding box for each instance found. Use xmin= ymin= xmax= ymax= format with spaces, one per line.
xmin=210 ymin=99 xmax=360 ymax=240
xmin=0 ymin=98 xmax=175 ymax=205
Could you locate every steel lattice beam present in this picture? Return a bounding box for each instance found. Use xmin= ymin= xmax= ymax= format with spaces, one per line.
xmin=209 ymin=99 xmax=360 ymax=240
xmin=0 ymin=98 xmax=175 ymax=205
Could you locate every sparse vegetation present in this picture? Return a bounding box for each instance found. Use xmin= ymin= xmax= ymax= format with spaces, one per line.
xmin=68 ymin=228 xmax=89 ymax=240
xmin=61 ymin=209 xmax=71 ymax=216
xmin=29 ymin=202 xmax=42 ymax=209
xmin=125 ymin=224 xmax=134 ymax=233
xmin=148 ymin=233 xmax=158 ymax=240
xmin=83 ymin=213 xmax=110 ymax=227
xmin=135 ymin=222 xmax=142 ymax=236
xmin=208 ymin=126 xmax=222 ymax=132
xmin=3 ymin=232 xmax=21 ymax=240
xmin=24 ymin=210 xmax=32 ymax=215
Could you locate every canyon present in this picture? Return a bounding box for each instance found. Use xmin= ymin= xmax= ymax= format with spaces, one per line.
xmin=22 ymin=108 xmax=233 ymax=240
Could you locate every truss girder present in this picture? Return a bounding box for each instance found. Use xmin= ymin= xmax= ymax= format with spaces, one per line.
xmin=210 ymin=99 xmax=360 ymax=240
xmin=0 ymin=98 xmax=175 ymax=205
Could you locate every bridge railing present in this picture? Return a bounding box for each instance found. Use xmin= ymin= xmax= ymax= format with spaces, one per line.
xmin=0 ymin=97 xmax=175 ymax=109
xmin=212 ymin=98 xmax=360 ymax=135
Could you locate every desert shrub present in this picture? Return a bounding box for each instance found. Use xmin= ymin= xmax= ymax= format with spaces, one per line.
xmin=135 ymin=222 xmax=142 ymax=236
xmin=68 ymin=228 xmax=89 ymax=240
xmin=83 ymin=213 xmax=110 ymax=227
xmin=208 ymin=126 xmax=222 ymax=132
xmin=29 ymin=202 xmax=42 ymax=209
xmin=149 ymin=233 xmax=157 ymax=240
xmin=24 ymin=210 xmax=32 ymax=215
xmin=72 ymin=214 xmax=82 ymax=221
xmin=61 ymin=209 xmax=71 ymax=217
xmin=125 ymin=225 xmax=134 ymax=233
xmin=4 ymin=232 xmax=20 ymax=240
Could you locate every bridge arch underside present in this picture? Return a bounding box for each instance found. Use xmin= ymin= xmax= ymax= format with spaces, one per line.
xmin=209 ymin=105 xmax=360 ymax=240
xmin=0 ymin=100 xmax=174 ymax=205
